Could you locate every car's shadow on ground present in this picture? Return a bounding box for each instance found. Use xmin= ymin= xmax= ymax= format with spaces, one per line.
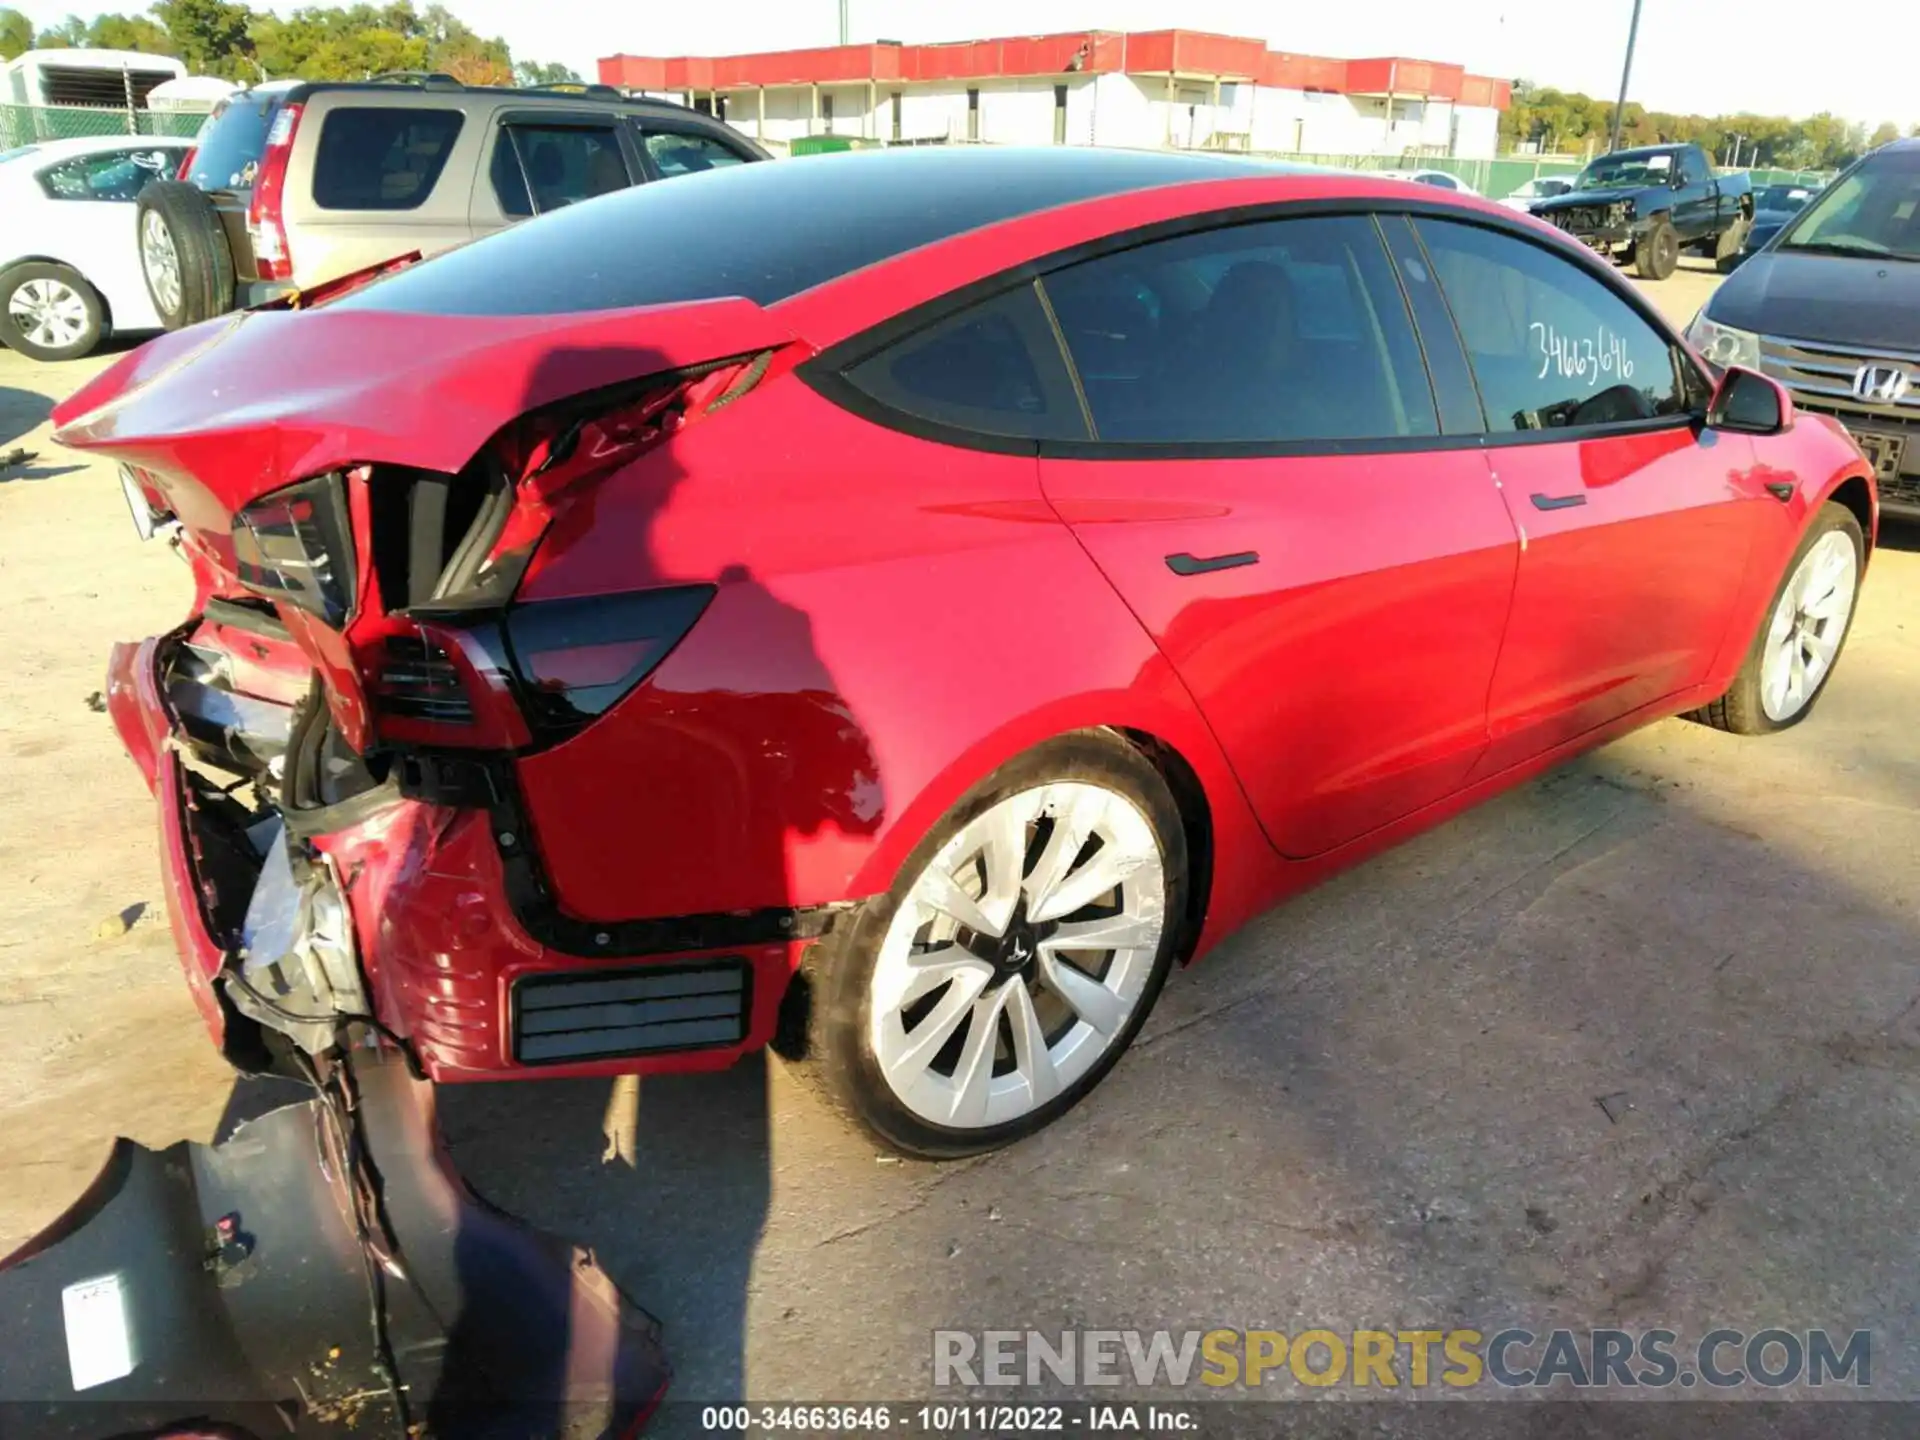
xmin=0 ymin=386 xmax=52 ymax=451
xmin=439 ymin=1060 xmax=773 ymax=1408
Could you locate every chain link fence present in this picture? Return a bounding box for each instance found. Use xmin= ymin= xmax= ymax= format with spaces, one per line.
xmin=2 ymin=103 xmax=206 ymax=150
xmin=1259 ymin=150 xmax=1833 ymax=199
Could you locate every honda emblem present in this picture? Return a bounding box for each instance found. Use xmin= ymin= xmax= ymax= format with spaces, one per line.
xmin=1852 ymin=364 xmax=1912 ymax=403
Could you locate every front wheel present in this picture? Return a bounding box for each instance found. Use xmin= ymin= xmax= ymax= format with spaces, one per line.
xmin=0 ymin=262 xmax=104 ymax=361
xmin=784 ymin=733 xmax=1187 ymax=1158
xmin=1690 ymin=502 xmax=1864 ymax=735
xmin=1634 ymin=217 xmax=1681 ymax=280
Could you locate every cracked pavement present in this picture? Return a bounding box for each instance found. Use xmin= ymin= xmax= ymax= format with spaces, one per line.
xmin=4 ymin=258 xmax=1919 ymax=1419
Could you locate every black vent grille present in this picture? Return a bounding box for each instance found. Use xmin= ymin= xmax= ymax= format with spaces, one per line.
xmin=512 ymin=958 xmax=750 ymax=1064
xmin=375 ymin=633 xmax=473 ymax=723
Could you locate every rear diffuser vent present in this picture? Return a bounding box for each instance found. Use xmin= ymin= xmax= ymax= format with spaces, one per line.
xmin=512 ymin=958 xmax=749 ymax=1064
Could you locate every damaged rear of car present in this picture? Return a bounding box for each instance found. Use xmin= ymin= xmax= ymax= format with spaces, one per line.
xmin=68 ymin=289 xmax=802 ymax=1082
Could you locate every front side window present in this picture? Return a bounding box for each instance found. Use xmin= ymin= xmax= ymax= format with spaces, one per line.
xmin=640 ymin=130 xmax=748 ymax=180
xmin=490 ymin=123 xmax=630 ymax=217
xmin=1780 ymin=148 xmax=1920 ymax=261
xmin=840 ymin=282 xmax=1086 ymax=441
xmin=36 ymin=146 xmax=180 ymax=201
xmin=1041 ymin=214 xmax=1438 ymax=444
xmin=1415 ymin=218 xmax=1690 ymax=433
xmin=311 ymin=107 xmax=463 ymax=211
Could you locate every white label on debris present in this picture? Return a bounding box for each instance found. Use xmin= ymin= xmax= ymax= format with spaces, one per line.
xmin=62 ymin=1274 xmax=134 ymax=1391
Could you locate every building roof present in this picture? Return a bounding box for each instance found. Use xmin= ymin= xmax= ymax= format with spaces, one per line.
xmin=600 ymin=29 xmax=1512 ymax=109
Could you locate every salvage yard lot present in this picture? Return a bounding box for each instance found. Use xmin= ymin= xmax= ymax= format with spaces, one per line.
xmin=4 ymin=255 xmax=1918 ymax=1407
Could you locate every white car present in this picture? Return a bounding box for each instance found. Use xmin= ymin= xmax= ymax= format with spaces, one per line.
xmin=1379 ymin=168 xmax=1482 ymax=197
xmin=0 ymin=134 xmax=191 ymax=361
xmin=1498 ymin=175 xmax=1576 ymax=212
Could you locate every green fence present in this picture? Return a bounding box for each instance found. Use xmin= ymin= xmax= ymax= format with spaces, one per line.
xmin=1 ymin=102 xmax=205 ymax=150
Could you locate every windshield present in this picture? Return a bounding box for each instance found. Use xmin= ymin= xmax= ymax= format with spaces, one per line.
xmin=186 ymin=91 xmax=281 ymax=191
xmin=1757 ymin=185 xmax=1811 ymax=212
xmin=1575 ymin=153 xmax=1674 ymax=189
xmin=1781 ymin=149 xmax=1920 ymax=261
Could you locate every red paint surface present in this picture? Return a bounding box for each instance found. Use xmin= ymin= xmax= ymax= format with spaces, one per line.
xmin=78 ymin=171 xmax=1871 ymax=1082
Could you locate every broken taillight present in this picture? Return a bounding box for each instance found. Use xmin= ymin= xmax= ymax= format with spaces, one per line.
xmin=231 ymin=471 xmax=355 ymax=627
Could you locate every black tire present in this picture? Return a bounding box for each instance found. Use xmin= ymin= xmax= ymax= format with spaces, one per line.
xmin=778 ymin=732 xmax=1189 ymax=1159
xmin=1689 ymin=502 xmax=1865 ymax=736
xmin=0 ymin=261 xmax=105 ymax=361
xmin=135 ymin=179 xmax=236 ymax=330
xmin=1633 ymin=217 xmax=1681 ymax=280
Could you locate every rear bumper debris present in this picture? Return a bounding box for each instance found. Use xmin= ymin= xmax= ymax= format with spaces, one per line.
xmin=0 ymin=1054 xmax=671 ymax=1437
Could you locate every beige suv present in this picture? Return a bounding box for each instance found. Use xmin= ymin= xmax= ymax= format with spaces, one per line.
xmin=134 ymin=74 xmax=768 ymax=328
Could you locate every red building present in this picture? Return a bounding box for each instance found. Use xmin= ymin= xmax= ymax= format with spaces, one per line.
xmin=601 ymin=29 xmax=1511 ymax=157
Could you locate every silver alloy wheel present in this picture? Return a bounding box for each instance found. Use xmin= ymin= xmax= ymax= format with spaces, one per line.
xmin=8 ymin=277 xmax=88 ymax=351
xmin=869 ymin=781 xmax=1167 ymax=1129
xmin=142 ymin=209 xmax=183 ymax=317
xmin=1759 ymin=529 xmax=1858 ymax=722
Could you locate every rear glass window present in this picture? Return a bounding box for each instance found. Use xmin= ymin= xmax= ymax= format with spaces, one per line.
xmin=329 ymin=146 xmax=1294 ymax=317
xmin=842 ymin=283 xmax=1086 ymax=441
xmin=186 ymin=92 xmax=277 ymax=190
xmin=312 ymin=107 xmax=463 ymax=212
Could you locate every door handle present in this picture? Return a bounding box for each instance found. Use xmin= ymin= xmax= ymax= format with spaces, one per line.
xmin=1165 ymin=550 xmax=1260 ymax=576
xmin=1765 ymin=481 xmax=1796 ymax=502
xmin=1530 ymin=492 xmax=1587 ymax=511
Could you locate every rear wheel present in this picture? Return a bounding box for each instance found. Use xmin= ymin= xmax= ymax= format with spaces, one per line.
xmin=1634 ymin=217 xmax=1681 ymax=280
xmin=784 ymin=734 xmax=1187 ymax=1157
xmin=136 ymin=179 xmax=236 ymax=330
xmin=1691 ymin=503 xmax=1864 ymax=735
xmin=0 ymin=262 xmax=104 ymax=361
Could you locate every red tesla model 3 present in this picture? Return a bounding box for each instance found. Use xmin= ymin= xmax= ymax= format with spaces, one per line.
xmin=56 ymin=148 xmax=1875 ymax=1157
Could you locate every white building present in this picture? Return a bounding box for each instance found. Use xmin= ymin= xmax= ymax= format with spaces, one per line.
xmin=602 ymin=30 xmax=1510 ymax=160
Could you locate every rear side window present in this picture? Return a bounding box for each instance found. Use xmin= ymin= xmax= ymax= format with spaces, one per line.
xmin=37 ymin=147 xmax=180 ymax=202
xmin=1415 ymin=217 xmax=1688 ymax=432
xmin=641 ymin=130 xmax=748 ymax=179
xmin=312 ymin=107 xmax=463 ymax=211
xmin=1043 ymin=215 xmax=1438 ymax=444
xmin=840 ymin=283 xmax=1087 ymax=442
xmin=186 ymin=93 xmax=277 ymax=190
xmin=489 ymin=123 xmax=630 ymax=217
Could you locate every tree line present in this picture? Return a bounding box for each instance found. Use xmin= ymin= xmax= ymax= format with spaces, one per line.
xmin=1502 ymin=80 xmax=1909 ymax=171
xmin=0 ymin=0 xmax=580 ymax=89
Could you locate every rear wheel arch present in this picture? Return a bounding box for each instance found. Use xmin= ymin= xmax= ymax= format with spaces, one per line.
xmin=1116 ymin=725 xmax=1214 ymax=966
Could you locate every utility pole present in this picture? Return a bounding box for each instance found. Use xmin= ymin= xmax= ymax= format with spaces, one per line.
xmin=1606 ymin=0 xmax=1644 ymax=155
xmin=838 ymin=0 xmax=849 ymax=45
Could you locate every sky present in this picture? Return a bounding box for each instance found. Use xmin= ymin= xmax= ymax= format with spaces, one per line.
xmin=12 ymin=0 xmax=1915 ymax=128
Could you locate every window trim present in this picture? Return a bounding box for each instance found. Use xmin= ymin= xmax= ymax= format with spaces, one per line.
xmin=802 ymin=194 xmax=1711 ymax=460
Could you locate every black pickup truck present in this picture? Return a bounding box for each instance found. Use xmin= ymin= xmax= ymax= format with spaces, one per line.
xmin=1531 ymin=142 xmax=1753 ymax=280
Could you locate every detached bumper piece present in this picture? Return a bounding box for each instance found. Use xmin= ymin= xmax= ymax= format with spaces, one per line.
xmin=0 ymin=1056 xmax=670 ymax=1438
